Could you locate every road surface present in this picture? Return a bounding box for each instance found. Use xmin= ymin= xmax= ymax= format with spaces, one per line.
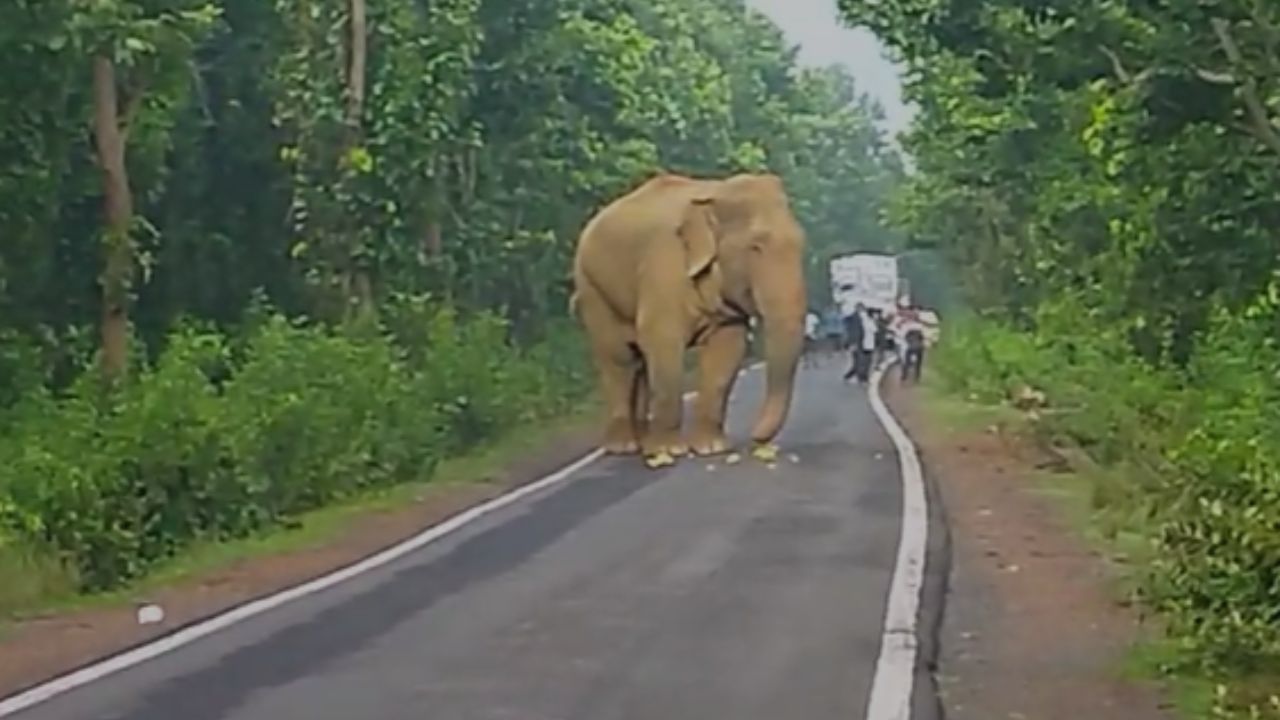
xmin=9 ymin=361 xmax=938 ymax=720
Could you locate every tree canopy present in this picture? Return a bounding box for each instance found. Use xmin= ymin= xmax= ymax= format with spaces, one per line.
xmin=0 ymin=0 xmax=902 ymax=384
xmin=839 ymin=0 xmax=1279 ymax=361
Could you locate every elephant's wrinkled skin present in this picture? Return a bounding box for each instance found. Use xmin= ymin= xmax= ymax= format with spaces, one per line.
xmin=570 ymin=172 xmax=807 ymax=465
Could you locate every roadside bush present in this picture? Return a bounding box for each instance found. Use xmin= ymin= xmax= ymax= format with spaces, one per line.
xmin=0 ymin=306 xmax=589 ymax=592
xmin=218 ymin=317 xmax=435 ymax=520
xmin=935 ymin=305 xmax=1280 ymax=677
xmin=0 ymin=329 xmax=47 ymax=414
xmin=0 ymin=329 xmax=234 ymax=588
xmin=1153 ymin=309 xmax=1280 ymax=671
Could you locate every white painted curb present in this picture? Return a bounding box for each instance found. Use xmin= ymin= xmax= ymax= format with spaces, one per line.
xmin=864 ymin=359 xmax=929 ymax=720
xmin=0 ymin=363 xmax=764 ymax=716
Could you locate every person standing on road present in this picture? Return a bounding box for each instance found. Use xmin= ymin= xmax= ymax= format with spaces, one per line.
xmin=842 ymin=303 xmax=865 ymax=383
xmin=840 ymin=304 xmax=860 ymax=353
xmin=803 ymin=309 xmax=820 ymax=368
xmin=873 ymin=310 xmax=892 ymax=368
xmin=898 ymin=308 xmax=927 ymax=383
xmin=842 ymin=304 xmax=876 ymax=384
xmin=858 ymin=307 xmax=877 ymax=381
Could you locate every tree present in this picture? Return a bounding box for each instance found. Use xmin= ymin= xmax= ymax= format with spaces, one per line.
xmin=77 ymin=1 xmax=220 ymax=378
xmin=839 ymin=0 xmax=1280 ymax=354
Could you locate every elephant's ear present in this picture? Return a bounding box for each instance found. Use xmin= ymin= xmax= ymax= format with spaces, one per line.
xmin=679 ymin=197 xmax=719 ymax=279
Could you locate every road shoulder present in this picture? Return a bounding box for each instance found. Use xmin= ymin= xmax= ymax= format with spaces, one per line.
xmin=0 ymin=411 xmax=600 ymax=700
xmin=883 ymin=380 xmax=1176 ymax=720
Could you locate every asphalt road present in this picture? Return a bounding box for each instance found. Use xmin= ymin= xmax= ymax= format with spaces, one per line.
xmin=14 ymin=359 xmax=920 ymax=720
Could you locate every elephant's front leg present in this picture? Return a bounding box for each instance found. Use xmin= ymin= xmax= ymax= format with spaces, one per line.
xmin=637 ymin=325 xmax=688 ymax=466
xmin=690 ymin=323 xmax=747 ymax=456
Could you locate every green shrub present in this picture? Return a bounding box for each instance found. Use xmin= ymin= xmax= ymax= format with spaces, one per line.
xmin=0 ymin=304 xmax=588 ymax=592
xmin=937 ymin=307 xmax=1280 ymax=677
xmin=0 ymin=329 xmax=233 ymax=588
xmin=1150 ymin=310 xmax=1280 ymax=670
xmin=384 ymin=297 xmax=589 ymax=452
xmin=218 ymin=316 xmax=436 ymax=519
xmin=0 ymin=329 xmax=47 ymax=412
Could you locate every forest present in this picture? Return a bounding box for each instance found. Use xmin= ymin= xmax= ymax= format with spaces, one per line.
xmin=837 ymin=0 xmax=1280 ymax=715
xmin=0 ymin=0 xmax=901 ymax=603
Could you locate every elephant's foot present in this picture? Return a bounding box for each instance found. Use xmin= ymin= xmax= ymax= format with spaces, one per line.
xmin=689 ymin=428 xmax=730 ymax=456
xmin=641 ymin=433 xmax=689 ymax=469
xmin=604 ymin=438 xmax=641 ymax=455
xmin=603 ymin=419 xmax=641 ymax=455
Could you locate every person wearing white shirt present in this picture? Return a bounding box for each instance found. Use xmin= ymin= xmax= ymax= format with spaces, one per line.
xmin=842 ymin=305 xmax=877 ymax=384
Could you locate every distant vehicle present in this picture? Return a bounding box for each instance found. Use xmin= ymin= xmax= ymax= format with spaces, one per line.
xmin=830 ymin=253 xmax=900 ymax=316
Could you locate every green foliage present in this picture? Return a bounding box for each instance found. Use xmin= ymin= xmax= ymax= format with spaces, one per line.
xmin=0 ymin=306 xmax=586 ymax=592
xmin=2 ymin=0 xmax=901 ymax=348
xmin=841 ymin=0 xmax=1280 ymax=712
xmin=933 ymin=313 xmax=1280 ymax=716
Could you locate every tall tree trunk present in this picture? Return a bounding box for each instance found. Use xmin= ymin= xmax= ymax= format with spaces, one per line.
xmin=425 ymin=220 xmax=443 ymax=256
xmin=92 ymin=55 xmax=134 ymax=381
xmin=345 ymin=0 xmax=366 ymax=129
xmin=343 ymin=0 xmax=372 ymax=322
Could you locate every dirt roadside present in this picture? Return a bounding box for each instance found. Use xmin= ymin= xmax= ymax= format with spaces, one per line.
xmin=882 ymin=380 xmax=1177 ymax=720
xmin=0 ymin=424 xmax=600 ymax=700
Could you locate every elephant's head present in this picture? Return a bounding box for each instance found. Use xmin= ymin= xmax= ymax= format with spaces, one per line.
xmin=682 ymin=173 xmax=807 ymax=444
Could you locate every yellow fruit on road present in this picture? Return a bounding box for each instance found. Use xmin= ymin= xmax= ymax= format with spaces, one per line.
xmin=645 ymin=451 xmax=676 ymax=469
xmin=751 ymin=443 xmax=779 ymax=463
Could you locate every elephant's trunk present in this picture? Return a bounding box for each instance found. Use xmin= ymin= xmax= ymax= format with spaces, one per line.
xmin=749 ymin=264 xmax=805 ymax=445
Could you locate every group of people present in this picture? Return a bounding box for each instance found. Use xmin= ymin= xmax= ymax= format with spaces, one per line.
xmin=802 ymin=302 xmax=930 ymax=384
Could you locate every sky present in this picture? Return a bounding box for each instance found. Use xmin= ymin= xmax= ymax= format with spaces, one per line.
xmin=744 ymin=0 xmax=914 ymax=140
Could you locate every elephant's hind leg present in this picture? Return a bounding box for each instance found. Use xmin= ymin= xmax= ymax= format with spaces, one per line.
xmin=630 ymin=364 xmax=650 ymax=443
xmin=596 ymin=354 xmax=644 ymax=454
xmin=578 ymin=288 xmax=643 ymax=455
xmin=690 ymin=323 xmax=747 ymax=456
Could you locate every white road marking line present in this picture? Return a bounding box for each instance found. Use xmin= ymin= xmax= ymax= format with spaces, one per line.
xmin=0 ymin=363 xmax=765 ymax=716
xmin=865 ymin=360 xmax=929 ymax=720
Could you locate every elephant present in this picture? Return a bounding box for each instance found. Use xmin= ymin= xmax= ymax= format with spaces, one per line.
xmin=569 ymin=171 xmax=807 ymax=467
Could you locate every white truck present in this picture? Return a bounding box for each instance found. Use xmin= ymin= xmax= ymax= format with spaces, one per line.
xmin=829 ymin=252 xmax=901 ymax=317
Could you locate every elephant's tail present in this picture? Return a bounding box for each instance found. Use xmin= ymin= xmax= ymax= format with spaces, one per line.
xmin=568 ymin=290 xmax=580 ymax=320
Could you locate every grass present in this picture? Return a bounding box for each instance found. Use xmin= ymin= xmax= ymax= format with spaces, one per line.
xmin=0 ymin=541 xmax=78 ymax=626
xmin=920 ymin=371 xmax=1156 ymax=587
xmin=1123 ymin=639 xmax=1220 ymax=718
xmin=916 ymin=370 xmax=1021 ymax=434
xmin=0 ymin=400 xmax=599 ymax=628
